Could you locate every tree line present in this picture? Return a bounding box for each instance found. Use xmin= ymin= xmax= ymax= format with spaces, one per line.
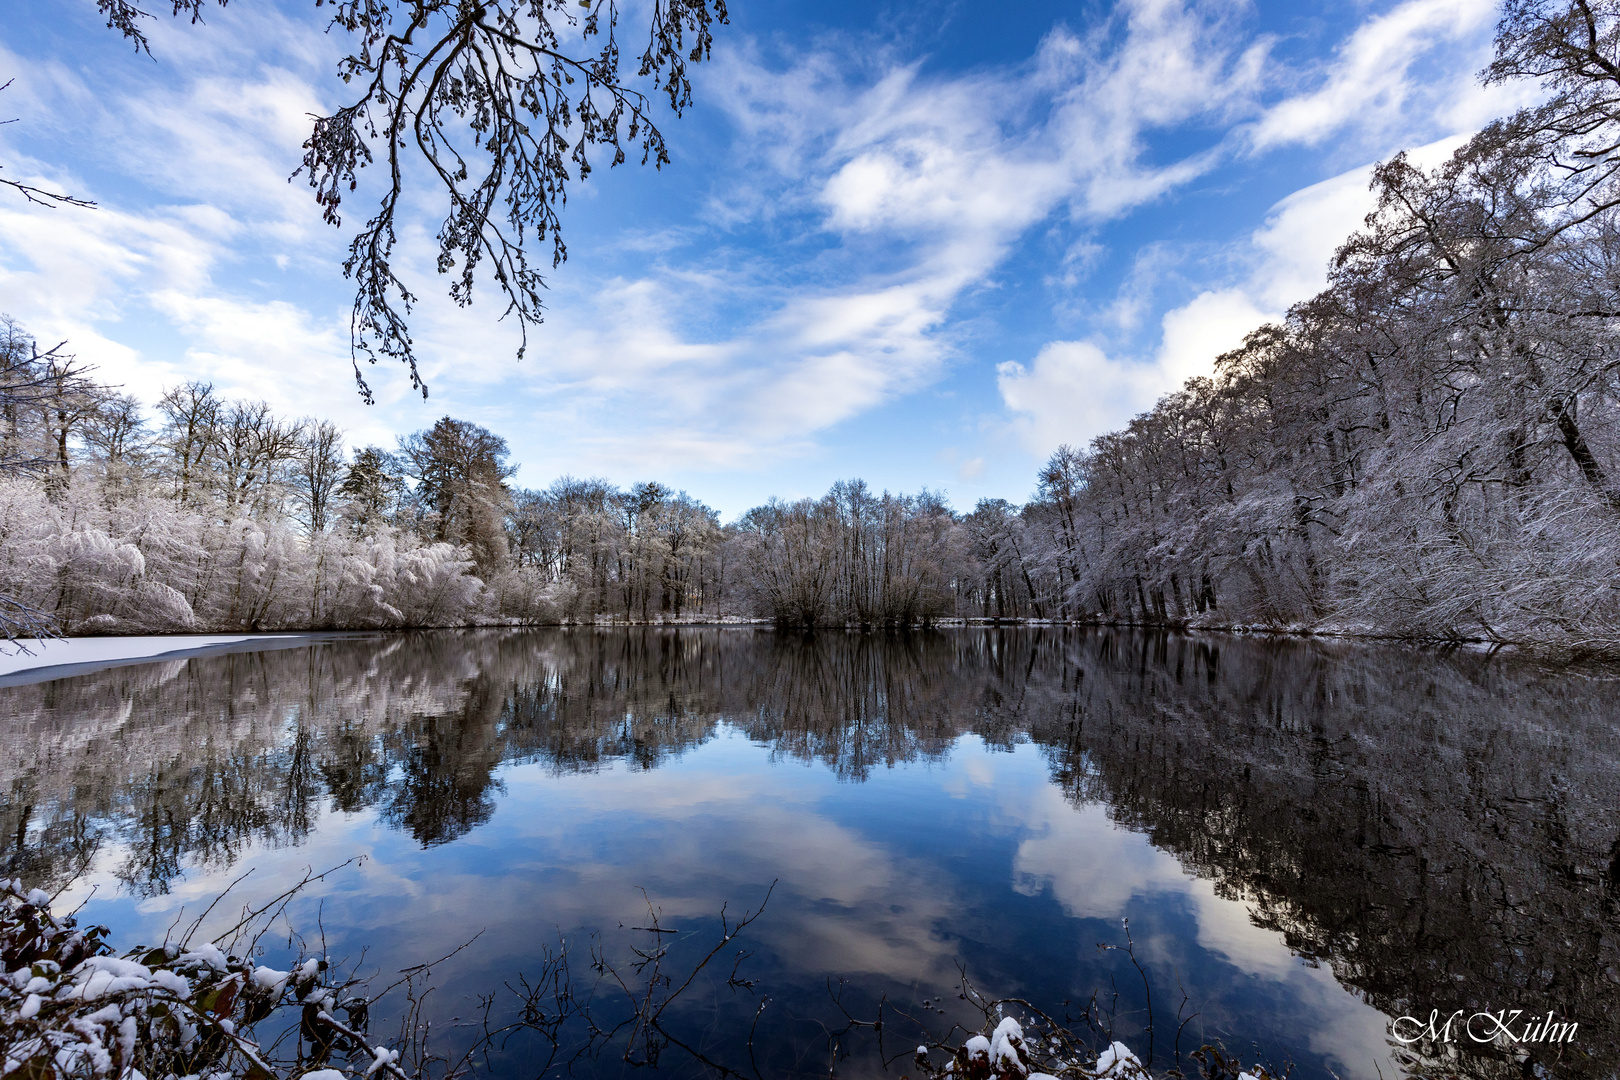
xmin=0 ymin=331 xmax=999 ymax=632
xmin=1010 ymin=0 xmax=1620 ymax=650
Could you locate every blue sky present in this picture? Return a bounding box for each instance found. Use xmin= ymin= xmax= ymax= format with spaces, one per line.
xmin=0 ymin=0 xmax=1525 ymax=517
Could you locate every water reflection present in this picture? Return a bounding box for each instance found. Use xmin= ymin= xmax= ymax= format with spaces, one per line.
xmin=1023 ymin=633 xmax=1620 ymax=1079
xmin=1 ymin=628 xmax=1615 ymax=1079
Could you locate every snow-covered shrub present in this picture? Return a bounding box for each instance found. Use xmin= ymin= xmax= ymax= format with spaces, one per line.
xmin=0 ymin=479 xmax=61 ymax=619
xmin=0 ymin=477 xmax=491 ymax=634
xmin=47 ymin=529 xmax=148 ymax=632
xmin=484 ymin=567 xmax=567 ymax=623
xmin=302 ymin=537 xmax=398 ymax=629
xmin=0 ymin=880 xmax=400 ymax=1080
xmin=378 ymin=539 xmax=483 ymax=627
xmin=123 ymin=583 xmax=199 ymax=633
xmin=909 ymin=1016 xmax=1147 ymax=1080
xmin=907 ymin=1015 xmax=1278 ymax=1080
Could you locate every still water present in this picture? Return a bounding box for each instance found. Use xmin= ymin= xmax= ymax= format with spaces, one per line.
xmin=1 ymin=629 xmax=1615 ymax=1079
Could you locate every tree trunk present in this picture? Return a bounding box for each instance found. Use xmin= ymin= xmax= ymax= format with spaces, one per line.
xmin=1550 ymin=399 xmax=1619 ymax=508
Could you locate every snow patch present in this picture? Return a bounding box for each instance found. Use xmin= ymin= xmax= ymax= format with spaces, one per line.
xmin=0 ymin=634 xmax=309 ymax=679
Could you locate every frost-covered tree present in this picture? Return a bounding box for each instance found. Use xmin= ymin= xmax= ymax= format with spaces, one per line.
xmin=947 ymin=0 xmax=1620 ymax=650
xmin=154 ymin=381 xmax=220 ymax=507
xmin=397 ymin=417 xmax=515 ymax=576
xmin=338 ymin=446 xmax=405 ymax=534
xmin=294 ymin=418 xmax=346 ymax=535
xmin=733 ymin=482 xmax=962 ymax=628
xmin=211 ymin=400 xmax=305 ymax=520
xmin=80 ymin=392 xmax=150 ymax=467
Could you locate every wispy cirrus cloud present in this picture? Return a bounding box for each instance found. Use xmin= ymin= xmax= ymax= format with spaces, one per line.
xmin=993 ymin=0 xmax=1517 ymax=463
xmin=625 ymin=0 xmax=1277 ymax=457
xmin=1249 ymin=0 xmax=1502 ymax=151
xmin=590 ymin=0 xmax=1507 ymax=473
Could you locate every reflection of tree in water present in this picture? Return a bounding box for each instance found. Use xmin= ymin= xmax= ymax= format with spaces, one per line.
xmin=1 ymin=640 xmax=484 ymax=889
xmin=2 ymin=628 xmax=1617 ymax=1076
xmin=0 ymin=630 xmax=742 ymax=882
xmin=0 ymin=779 xmax=99 ymax=891
xmin=381 ymin=681 xmax=505 ymax=846
xmin=115 ymin=744 xmax=283 ymax=897
xmin=1007 ymin=632 xmax=1620 ymax=1080
xmin=731 ymin=631 xmax=963 ymax=780
xmin=320 ymin=723 xmax=391 ymax=815
xmin=496 ymin=629 xmax=722 ymax=773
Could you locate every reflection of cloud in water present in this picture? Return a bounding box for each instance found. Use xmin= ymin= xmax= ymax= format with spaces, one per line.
xmin=50 ymin=725 xmax=1398 ymax=1080
xmin=56 ymin=733 xmax=968 ymax=999
xmin=489 ymin=736 xmax=969 ymax=985
xmin=1010 ymin=782 xmax=1393 ymax=1077
xmin=1012 ymin=789 xmax=1188 ymax=918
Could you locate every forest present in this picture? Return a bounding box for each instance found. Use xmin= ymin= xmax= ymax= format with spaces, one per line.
xmin=3 ymin=0 xmax=1620 ymax=649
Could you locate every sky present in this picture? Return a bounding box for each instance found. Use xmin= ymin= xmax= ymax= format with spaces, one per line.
xmin=0 ymin=0 xmax=1531 ymax=518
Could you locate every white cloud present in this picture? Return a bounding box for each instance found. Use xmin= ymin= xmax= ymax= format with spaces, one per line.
xmin=998 ymin=126 xmax=1484 ymax=458
xmin=1156 ymin=289 xmax=1271 ymax=383
xmin=1008 ymin=784 xmax=1401 ymax=1075
xmin=675 ymin=0 xmax=1504 ymax=470
xmin=552 ymin=0 xmax=1277 ymax=467
xmin=801 ymin=2 xmax=1266 ymax=237
xmin=997 ymin=290 xmax=1272 ymax=457
xmin=936 ymin=447 xmax=987 ymax=483
xmin=1250 ymin=0 xmax=1498 ymax=151
xmin=998 ymin=342 xmax=1157 ymax=453
xmin=401 ymin=0 xmax=1276 ymax=475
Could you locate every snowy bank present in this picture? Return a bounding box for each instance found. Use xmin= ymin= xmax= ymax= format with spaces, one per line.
xmin=0 ymin=633 xmax=367 ymax=685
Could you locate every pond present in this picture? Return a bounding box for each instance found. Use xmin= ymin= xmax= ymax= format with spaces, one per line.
xmin=2 ymin=628 xmax=1615 ymax=1080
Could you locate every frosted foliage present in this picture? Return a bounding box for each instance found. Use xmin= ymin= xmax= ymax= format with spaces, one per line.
xmin=0 ymin=878 xmax=402 ymax=1080
xmin=989 ymin=4 xmax=1620 ymax=651
xmin=1094 ymin=1041 xmax=1150 ymax=1079
xmin=733 ymin=480 xmax=963 ymax=627
xmin=0 ymin=478 xmax=484 ymax=633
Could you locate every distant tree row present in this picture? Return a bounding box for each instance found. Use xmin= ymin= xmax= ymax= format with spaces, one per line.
xmin=0 ymin=320 xmax=1093 ymax=633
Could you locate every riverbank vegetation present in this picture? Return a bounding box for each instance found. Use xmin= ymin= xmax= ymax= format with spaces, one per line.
xmin=3 ymin=2 xmax=1620 ymax=649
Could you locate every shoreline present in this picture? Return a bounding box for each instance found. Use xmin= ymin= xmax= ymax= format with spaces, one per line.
xmin=1 ymin=619 xmax=1592 ymax=686
xmin=0 ymin=631 xmax=384 ymax=686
